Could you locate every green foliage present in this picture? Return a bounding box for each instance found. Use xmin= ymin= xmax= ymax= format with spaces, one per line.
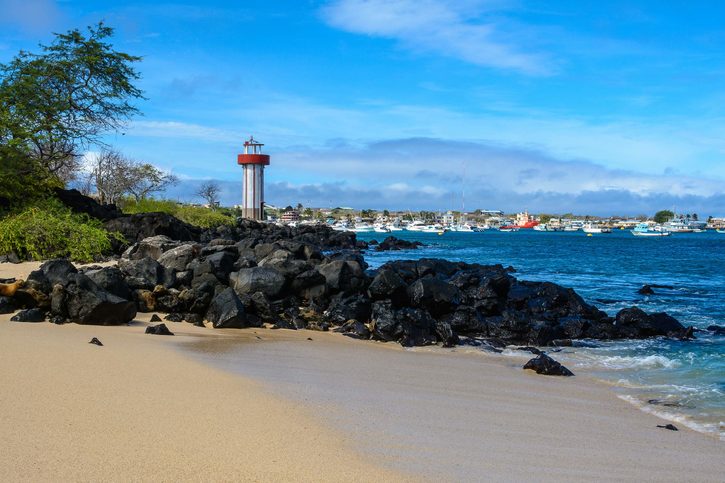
xmin=122 ymin=197 xmax=235 ymax=228
xmin=0 ymin=199 xmax=121 ymax=262
xmin=539 ymin=214 xmax=553 ymax=224
xmin=0 ymin=146 xmax=61 ymax=209
xmin=653 ymin=209 xmax=674 ymax=224
xmin=0 ymin=22 xmax=143 ymax=182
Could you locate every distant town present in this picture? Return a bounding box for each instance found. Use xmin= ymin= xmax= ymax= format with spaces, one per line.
xmin=253 ymin=204 xmax=725 ymax=233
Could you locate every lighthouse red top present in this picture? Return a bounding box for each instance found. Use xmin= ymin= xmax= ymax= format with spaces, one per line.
xmin=237 ymin=135 xmax=270 ymax=165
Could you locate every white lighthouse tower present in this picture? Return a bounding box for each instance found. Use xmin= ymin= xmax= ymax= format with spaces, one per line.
xmin=237 ymin=136 xmax=270 ymax=220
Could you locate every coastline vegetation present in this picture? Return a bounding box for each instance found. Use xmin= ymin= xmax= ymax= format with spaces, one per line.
xmin=0 ymin=199 xmax=121 ymax=262
xmin=121 ymin=197 xmax=236 ymax=228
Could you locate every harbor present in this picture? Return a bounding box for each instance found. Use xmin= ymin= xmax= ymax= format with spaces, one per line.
xmin=267 ymin=207 xmax=722 ymax=237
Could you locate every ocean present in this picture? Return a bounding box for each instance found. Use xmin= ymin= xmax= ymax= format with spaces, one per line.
xmin=357 ymin=229 xmax=725 ymax=440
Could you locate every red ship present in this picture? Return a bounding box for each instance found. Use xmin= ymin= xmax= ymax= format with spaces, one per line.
xmin=500 ymin=211 xmax=540 ymax=230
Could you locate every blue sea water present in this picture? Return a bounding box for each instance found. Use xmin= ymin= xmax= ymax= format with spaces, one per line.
xmin=356 ymin=229 xmax=725 ymax=439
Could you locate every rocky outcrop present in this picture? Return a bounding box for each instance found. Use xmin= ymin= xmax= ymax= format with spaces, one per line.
xmin=54 ymin=188 xmax=122 ymax=221
xmin=9 ymin=260 xmax=137 ymax=325
xmin=205 ymin=287 xmax=254 ymax=329
xmin=373 ymin=236 xmax=423 ymax=251
xmin=1 ymin=223 xmax=692 ymax=350
xmin=523 ymin=353 xmax=574 ymax=376
xmin=105 ymin=212 xmax=201 ymax=251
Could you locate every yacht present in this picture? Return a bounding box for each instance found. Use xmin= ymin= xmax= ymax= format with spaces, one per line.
xmin=582 ymin=223 xmax=612 ymax=234
xmin=405 ymin=220 xmax=429 ymax=231
xmin=350 ymin=222 xmax=374 ymax=233
xmin=420 ymin=224 xmax=447 ymax=234
xmin=631 ymin=223 xmax=671 ymax=237
xmin=450 ymin=223 xmax=475 ymax=232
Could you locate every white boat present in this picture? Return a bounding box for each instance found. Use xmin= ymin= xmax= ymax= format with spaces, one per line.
xmin=450 ymin=223 xmax=474 ymax=232
xmin=582 ymin=223 xmax=612 ymax=234
xmin=405 ymin=220 xmax=427 ymax=231
xmin=331 ymin=222 xmax=350 ymax=232
xmin=420 ymin=224 xmax=447 ymax=233
xmin=373 ymin=224 xmax=391 ymax=233
xmin=499 ymin=227 xmax=519 ymax=232
xmin=631 ymin=223 xmax=671 ymax=237
xmin=717 ymin=229 xmax=725 ymax=234
xmin=350 ymin=222 xmax=374 ymax=233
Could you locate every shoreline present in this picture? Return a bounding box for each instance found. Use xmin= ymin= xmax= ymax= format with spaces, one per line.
xmin=179 ymin=328 xmax=725 ymax=481
xmin=2 ymin=261 xmax=724 ymax=480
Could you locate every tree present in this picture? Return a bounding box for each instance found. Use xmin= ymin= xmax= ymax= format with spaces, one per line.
xmin=653 ymin=210 xmax=674 ymax=224
xmin=196 ymin=181 xmax=220 ymax=208
xmin=0 ymin=22 xmax=143 ymax=186
xmin=382 ymin=209 xmax=390 ymax=218
xmin=127 ymin=164 xmax=178 ymax=201
xmin=91 ymin=149 xmax=134 ymax=205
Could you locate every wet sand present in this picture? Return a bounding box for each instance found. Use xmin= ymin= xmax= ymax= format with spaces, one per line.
xmin=187 ymin=329 xmax=725 ymax=482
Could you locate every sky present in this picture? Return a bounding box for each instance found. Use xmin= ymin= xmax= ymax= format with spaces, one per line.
xmin=2 ymin=0 xmax=725 ymax=216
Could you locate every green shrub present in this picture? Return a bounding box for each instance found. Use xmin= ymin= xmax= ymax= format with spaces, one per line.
xmin=122 ymin=197 xmax=235 ymax=228
xmin=0 ymin=199 xmax=122 ymax=262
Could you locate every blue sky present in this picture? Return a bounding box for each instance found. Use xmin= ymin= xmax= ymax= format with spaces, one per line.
xmin=2 ymin=0 xmax=725 ymax=215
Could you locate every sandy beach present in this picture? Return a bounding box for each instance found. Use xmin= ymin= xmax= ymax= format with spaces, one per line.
xmin=1 ymin=261 xmax=724 ymax=481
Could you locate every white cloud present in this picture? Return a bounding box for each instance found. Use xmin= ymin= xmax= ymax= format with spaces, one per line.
xmin=321 ymin=0 xmax=552 ymax=75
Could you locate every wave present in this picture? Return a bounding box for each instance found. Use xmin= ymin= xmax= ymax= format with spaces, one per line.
xmin=618 ymin=395 xmax=725 ymax=441
xmin=573 ymin=354 xmax=682 ymax=370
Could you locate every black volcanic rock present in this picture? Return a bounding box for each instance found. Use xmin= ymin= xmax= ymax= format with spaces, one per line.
xmin=523 ymin=353 xmax=574 ymax=376
xmin=614 ymin=307 xmax=685 ymax=338
xmin=334 ymin=319 xmax=371 ymax=339
xmin=205 ymin=287 xmax=250 ymax=329
xmin=230 ymin=267 xmax=286 ymax=298
xmin=145 ymin=323 xmax=174 ymax=335
xmin=10 ymin=308 xmax=46 ymax=322
xmin=374 ymin=236 xmax=423 ymax=251
xmin=84 ymin=266 xmax=132 ymax=300
xmin=63 ymin=273 xmax=137 ymax=325
xmin=105 ymin=212 xmax=200 ymax=252
xmin=368 ymin=268 xmax=408 ymax=303
xmin=54 ymin=188 xmax=122 ymax=221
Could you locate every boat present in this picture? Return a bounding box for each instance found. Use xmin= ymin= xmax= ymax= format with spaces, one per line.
xmin=631 ymin=223 xmax=671 ymax=237
xmin=449 ymin=223 xmax=475 ymax=232
xmin=498 ymin=226 xmax=520 ymax=232
xmin=662 ymin=219 xmax=693 ymax=233
xmin=350 ymin=222 xmax=374 ymax=233
xmin=582 ymin=223 xmax=612 ymax=234
xmin=420 ymin=224 xmax=447 ymax=233
xmin=373 ymin=223 xmax=391 ymax=233
xmin=331 ymin=222 xmax=350 ymax=232
xmin=717 ymin=229 xmax=725 ymax=234
xmin=404 ymin=220 xmax=427 ymax=232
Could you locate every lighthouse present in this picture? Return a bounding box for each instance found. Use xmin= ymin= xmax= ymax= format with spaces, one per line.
xmin=237 ymin=136 xmax=270 ymax=220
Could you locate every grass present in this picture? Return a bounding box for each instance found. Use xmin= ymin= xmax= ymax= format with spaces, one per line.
xmin=0 ymin=199 xmax=123 ymax=262
xmin=121 ymin=197 xmax=236 ymax=228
